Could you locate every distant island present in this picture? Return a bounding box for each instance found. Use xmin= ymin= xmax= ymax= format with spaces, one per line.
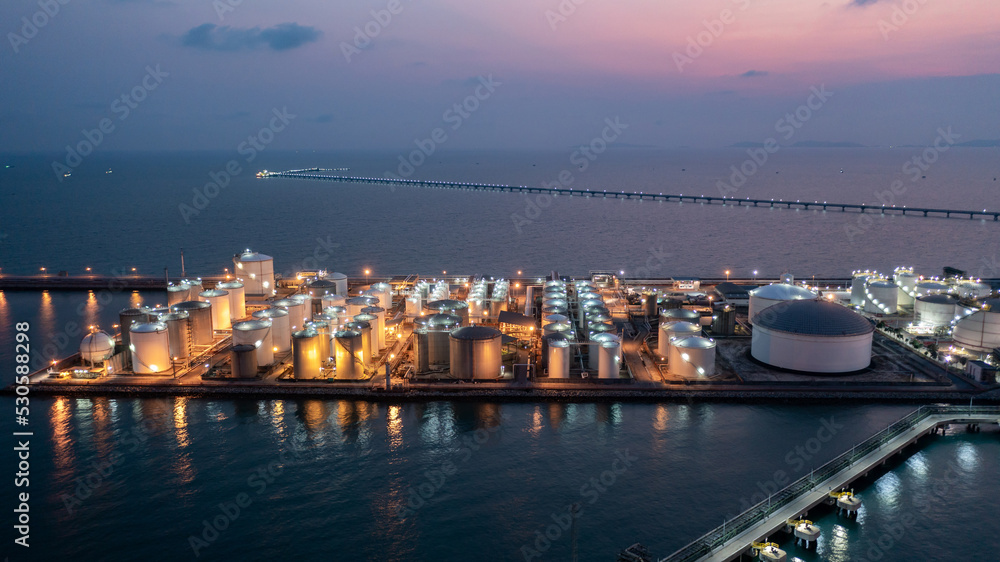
xmin=957 ymin=139 xmax=1000 ymax=147
xmin=728 ymin=140 xmax=865 ymax=148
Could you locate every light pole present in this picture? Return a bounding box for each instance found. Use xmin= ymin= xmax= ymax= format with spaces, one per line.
xmin=725 ymin=270 xmax=730 ymax=281
xmin=753 ymin=270 xmax=758 ymax=282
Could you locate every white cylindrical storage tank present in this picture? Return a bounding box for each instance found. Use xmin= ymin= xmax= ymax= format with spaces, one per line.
xmin=543 ymin=322 xmax=572 ymax=338
xmin=321 ymin=293 xmax=347 ymax=311
xmin=749 ymin=284 xmax=818 ymax=323
xmin=850 ymin=271 xmax=874 ymax=306
xmin=362 ymin=306 xmax=386 ymax=350
xmin=234 ymin=251 xmax=274 ymax=296
xmin=913 ymin=280 xmax=951 ymax=299
xmin=426 ymin=314 xmax=461 ymax=368
xmin=412 ymin=317 xmax=431 ymax=373
xmin=405 ymin=295 xmax=421 ymax=317
xmin=334 ymin=329 xmax=364 ymax=379
xmin=79 ymin=331 xmax=116 ymax=364
xmin=171 ymin=301 xmax=214 ymax=346
xmin=307 ymin=317 xmax=334 ymax=363
xmin=167 ymin=283 xmax=190 ymax=306
xmin=751 ymin=300 xmax=874 ymax=373
xmin=216 ymin=281 xmax=246 ymax=320
xmin=425 ymin=299 xmax=470 ymax=325
xmin=273 ymin=298 xmax=307 ymax=331
xmin=589 ymin=332 xmax=620 ymax=370
xmin=659 ymin=321 xmax=701 ymax=358
xmin=952 ymin=299 xmax=1000 ymax=351
xmin=183 ymin=279 xmax=204 ymax=302
xmin=371 ymin=282 xmax=393 ymax=312
xmin=449 ymin=326 xmax=503 ymax=380
xmin=328 ymin=272 xmax=349 ymax=296
xmin=344 ymin=321 xmax=372 ymax=367
xmin=253 ymin=308 xmax=291 ymax=353
xmin=543 ymin=313 xmax=569 ymax=327
xmin=346 ymin=296 xmax=376 ymax=318
xmin=354 ymin=313 xmax=379 ymax=358
xmin=233 ymin=319 xmax=273 ymax=366
xmin=307 ymin=279 xmax=339 ymax=316
xmin=668 ymin=336 xmax=716 ymax=377
xmin=129 ymin=322 xmax=170 ymax=374
xmin=954 ymin=280 xmax=992 ymax=299
xmin=915 ymin=294 xmax=960 ymax=328
xmin=661 ymin=308 xmax=700 ymax=324
xmin=292 ymin=328 xmax=322 ymax=380
xmin=598 ymin=340 xmax=621 ymax=379
xmin=547 ymin=337 xmax=570 ymax=379
xmin=156 ymin=311 xmax=190 ymax=360
xmin=231 ymin=344 xmax=258 ymax=378
xmin=287 ymin=294 xmax=312 ymax=326
xmin=324 ymin=306 xmax=348 ymax=329
xmin=864 ymin=280 xmax=898 ymax=314
xmin=200 ymin=289 xmax=231 ymax=330
xmin=893 ymin=268 xmax=918 ymax=306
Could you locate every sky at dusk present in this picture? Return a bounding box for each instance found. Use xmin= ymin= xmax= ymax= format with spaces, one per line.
xmin=2 ymin=0 xmax=998 ymax=151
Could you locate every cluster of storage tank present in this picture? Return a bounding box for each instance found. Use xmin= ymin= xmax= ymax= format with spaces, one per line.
xmin=406 ymin=279 xmax=450 ymax=317
xmin=233 ymin=250 xmax=275 ymax=297
xmin=539 ymin=279 xmax=621 ymax=379
xmin=656 ymin=307 xmax=716 ymax=377
xmin=466 ymin=278 xmax=510 ymax=321
xmin=411 ymin=313 xmax=504 ymax=379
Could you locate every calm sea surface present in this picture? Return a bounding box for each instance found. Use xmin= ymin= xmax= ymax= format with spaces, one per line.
xmin=1 ymin=149 xmax=999 ymax=560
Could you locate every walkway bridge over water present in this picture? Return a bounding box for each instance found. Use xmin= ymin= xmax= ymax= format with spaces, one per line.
xmin=260 ymin=170 xmax=1000 ymax=221
xmin=655 ymin=404 xmax=1000 ymax=562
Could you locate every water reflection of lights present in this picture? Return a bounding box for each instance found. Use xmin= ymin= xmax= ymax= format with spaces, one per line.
xmin=654 ymin=405 xmax=670 ymax=432
xmin=530 ymin=406 xmax=543 ymax=437
xmin=905 ymin=451 xmax=930 ymax=480
xmin=387 ymin=405 xmax=403 ymax=451
xmin=129 ymin=290 xmax=143 ymax=308
xmin=955 ymin=441 xmax=979 ymax=471
xmin=51 ymin=397 xmax=76 ymax=476
xmin=874 ymin=471 xmax=902 ymax=514
xmin=174 ymin=397 xmax=190 ymax=449
xmin=826 ymin=523 xmax=851 ymax=562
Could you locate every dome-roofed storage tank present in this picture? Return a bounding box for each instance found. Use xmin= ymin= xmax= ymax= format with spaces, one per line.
xmin=328 ymin=272 xmax=349 ymax=296
xmin=589 ymin=332 xmax=620 ymax=370
xmin=660 ymin=308 xmax=700 ymax=323
xmin=307 ymin=279 xmax=339 ymax=316
xmin=324 ymin=306 xmax=348 ymax=329
xmin=307 ymin=317 xmax=333 ymax=363
xmin=232 ymin=319 xmax=273 ymax=366
xmin=412 ymin=316 xmax=431 ymax=373
xmin=253 ymin=308 xmax=291 ymax=353
xmin=641 ymin=291 xmax=658 ymax=317
xmin=370 ymin=282 xmax=393 ymax=312
xmin=182 ymin=278 xmax=204 ymax=301
xmin=343 ymin=320 xmax=372 ymax=366
xmin=80 ymin=331 xmax=116 ymax=364
xmin=668 ymin=336 xmax=716 ymax=377
xmin=167 ymin=283 xmax=191 ymax=306
xmin=362 ymin=305 xmax=386 ymax=351
xmin=913 ymin=280 xmax=951 ymax=299
xmin=292 ymin=328 xmax=322 ymax=380
xmin=231 ymin=344 xmax=258 ymax=378
xmin=334 ymin=329 xmax=364 ymax=379
xmin=156 ymin=311 xmax=190 ymax=360
xmin=353 ymin=313 xmax=379 ymax=357
xmin=850 ymin=271 xmax=875 ymax=306
xmin=547 ymin=336 xmax=570 ymax=379
xmin=234 ymin=250 xmax=274 ymax=296
xmin=749 ymin=284 xmax=818 ymax=323
xmin=543 ymin=313 xmax=569 ymax=327
xmin=346 ymin=296 xmax=377 ymax=318
xmin=864 ymin=279 xmax=898 ymax=314
xmin=171 ymin=301 xmax=213 ymax=346
xmin=118 ymin=307 xmax=150 ymax=367
xmin=598 ymin=340 xmax=621 ymax=379
xmin=449 ymin=326 xmax=503 ymax=380
xmin=543 ymin=321 xmax=572 ymax=338
xmin=953 ymin=279 xmax=992 ymax=299
xmin=752 ymin=300 xmax=873 ymax=373
xmin=712 ymin=304 xmax=736 ymax=336
xmin=952 ymin=298 xmax=1000 ymax=351
xmin=199 ymin=289 xmax=231 ymax=330
xmin=915 ymin=294 xmax=960 ymax=328
xmin=426 ymin=299 xmax=470 ymax=325
xmin=425 ymin=314 xmax=460 ymax=369
xmin=658 ymin=321 xmax=701 ymax=358
xmin=893 ymin=267 xmax=918 ymax=306
xmin=321 ymin=293 xmax=347 ymax=311
xmin=272 ymin=298 xmax=307 ymax=331
xmin=129 ymin=322 xmax=170 ymax=374
xmin=216 ymin=280 xmax=246 ymax=320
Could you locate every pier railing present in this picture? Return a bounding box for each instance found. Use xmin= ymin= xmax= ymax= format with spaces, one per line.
xmin=659 ymin=404 xmax=1000 ymax=562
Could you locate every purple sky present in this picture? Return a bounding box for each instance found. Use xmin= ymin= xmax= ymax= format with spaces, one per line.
xmin=2 ymin=0 xmax=998 ymax=151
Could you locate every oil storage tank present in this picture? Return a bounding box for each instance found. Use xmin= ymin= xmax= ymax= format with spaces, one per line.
xmin=362 ymin=306 xmax=386 ymax=350
xmin=893 ymin=267 xmax=918 ymax=306
xmin=952 ymin=299 xmax=1000 ymax=352
xmin=200 ymin=289 xmax=231 ymax=330
xmin=129 ymin=322 xmax=170 ymax=374
xmin=119 ymin=307 xmax=150 ymax=366
xmin=232 ymin=319 xmax=274 ymax=366
xmin=308 ymin=279 xmax=340 ymax=315
xmin=167 ymin=283 xmax=190 ymax=306
xmin=426 ymin=299 xmax=470 ymax=325
xmin=449 ymin=326 xmax=503 ymax=380
xmin=182 ymin=279 xmax=204 ymax=301
xmin=156 ymin=311 xmax=190 ymax=360
xmin=661 ymin=308 xmax=700 ymax=324
xmin=426 ymin=314 xmax=460 ymax=368
xmin=668 ymin=336 xmax=716 ymax=377
xmin=273 ymin=298 xmax=307 ymax=331
xmin=658 ymin=321 xmax=701 ymax=358
xmin=589 ymin=332 xmax=620 ymax=370
xmin=864 ymin=280 xmax=898 ymax=315
xmin=292 ymin=329 xmax=322 ymax=380
xmin=234 ymin=251 xmax=274 ymax=296
xmin=307 ymin=317 xmax=333 ymax=363
xmin=915 ymin=294 xmax=960 ymax=328
xmin=231 ymin=344 xmax=258 ymax=378
xmin=216 ymin=281 xmax=246 ymax=320
xmin=253 ymin=308 xmax=291 ymax=353
xmin=547 ymin=336 xmax=570 ymax=379
xmin=598 ymin=340 xmax=621 ymax=379
xmin=749 ymin=284 xmax=818 ymax=323
xmin=328 ymin=272 xmax=349 ymax=296
xmin=343 ymin=320 xmax=372 ymax=366
xmin=346 ymin=296 xmax=377 ymax=318
xmin=171 ymin=301 xmax=213 ymax=346
xmin=334 ymin=329 xmax=364 ymax=379
xmin=850 ymin=271 xmax=875 ymax=306
xmin=752 ymin=300 xmax=873 ymax=373
xmin=80 ymin=331 xmax=116 ymax=365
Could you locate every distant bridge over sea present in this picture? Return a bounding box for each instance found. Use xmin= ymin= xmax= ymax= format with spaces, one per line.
xmin=260 ymin=170 xmax=1000 ymax=222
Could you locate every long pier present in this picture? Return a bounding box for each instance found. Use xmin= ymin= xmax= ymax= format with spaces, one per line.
xmin=261 ymin=171 xmax=1000 ymax=221
xmin=659 ymin=404 xmax=1000 ymax=562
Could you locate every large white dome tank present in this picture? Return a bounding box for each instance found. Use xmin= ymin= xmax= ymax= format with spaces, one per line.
xmin=749 ymin=284 xmax=818 ymax=324
xmin=952 ymin=299 xmax=1000 ymax=351
xmin=233 ymin=250 xmax=274 ymax=296
xmin=668 ymin=336 xmax=716 ymax=377
xmin=80 ymin=331 xmax=116 ymax=364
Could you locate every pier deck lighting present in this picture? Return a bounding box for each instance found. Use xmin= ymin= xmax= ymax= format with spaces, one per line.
xmin=40 ymin=267 xmax=46 ymax=273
